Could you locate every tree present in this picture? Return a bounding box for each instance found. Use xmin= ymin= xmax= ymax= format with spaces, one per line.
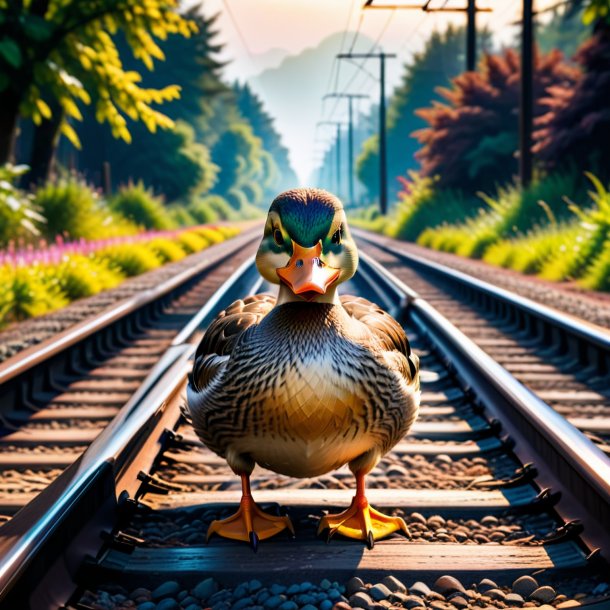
xmin=356 ymin=25 xmax=490 ymax=203
xmin=233 ymin=82 xmax=297 ymax=194
xmin=0 ymin=0 xmax=195 ymax=170
xmin=534 ymin=4 xmax=610 ymax=177
xmin=413 ymin=48 xmax=579 ymax=193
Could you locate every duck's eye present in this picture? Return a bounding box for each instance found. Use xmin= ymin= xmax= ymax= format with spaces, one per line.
xmin=273 ymin=229 xmax=284 ymax=246
xmin=331 ymin=226 xmax=343 ymax=245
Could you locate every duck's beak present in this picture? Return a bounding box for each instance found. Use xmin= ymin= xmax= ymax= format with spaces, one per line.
xmin=276 ymin=240 xmax=340 ymax=301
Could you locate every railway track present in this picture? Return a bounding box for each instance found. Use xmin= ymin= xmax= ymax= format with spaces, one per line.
xmin=353 ymin=231 xmax=610 ymax=457
xmin=0 ymin=227 xmax=262 ymax=521
xmin=1 ymin=240 xmax=610 ymax=610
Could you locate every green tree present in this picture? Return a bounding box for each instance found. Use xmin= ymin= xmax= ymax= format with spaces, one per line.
xmin=0 ymin=0 xmax=195 ymax=172
xmin=233 ymin=82 xmax=297 ymax=193
xmin=356 ymin=25 xmax=489 ymax=203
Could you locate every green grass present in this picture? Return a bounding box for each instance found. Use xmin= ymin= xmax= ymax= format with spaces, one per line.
xmin=110 ymin=183 xmax=174 ymax=231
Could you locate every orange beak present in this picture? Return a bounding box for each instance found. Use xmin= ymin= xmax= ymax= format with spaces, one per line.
xmin=276 ymin=241 xmax=340 ymax=301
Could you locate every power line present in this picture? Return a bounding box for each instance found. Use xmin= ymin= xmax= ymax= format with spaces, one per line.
xmin=221 ymin=0 xmax=255 ymax=61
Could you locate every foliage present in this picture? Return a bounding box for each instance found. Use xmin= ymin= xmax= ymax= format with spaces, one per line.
xmin=54 ymin=255 xmax=124 ymax=299
xmin=33 ymin=176 xmax=128 ymax=240
xmin=0 ymin=164 xmax=45 ymax=243
xmin=0 ymin=0 xmax=197 ymax=163
xmin=147 ymin=238 xmax=187 ymax=263
xmin=109 ymin=183 xmax=173 ymax=230
xmin=233 ymin=82 xmax=297 ymax=193
xmin=414 ymin=48 xmax=579 ymax=193
xmin=167 ymin=204 xmax=196 ymax=228
xmin=534 ymin=24 xmax=610 ymax=179
xmin=0 ymin=265 xmax=68 ymax=323
xmin=390 ymin=174 xmax=478 ymax=241
xmin=175 ymin=231 xmax=209 ymax=254
xmin=356 ymin=25 xmax=490 ymax=202
xmin=195 ymin=195 xmax=238 ymax=221
xmin=96 ymin=244 xmax=162 ymax=276
xmin=537 ymin=4 xmax=590 ymax=58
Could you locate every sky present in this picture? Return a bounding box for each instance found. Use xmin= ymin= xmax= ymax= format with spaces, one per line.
xmin=196 ymin=0 xmax=562 ymax=184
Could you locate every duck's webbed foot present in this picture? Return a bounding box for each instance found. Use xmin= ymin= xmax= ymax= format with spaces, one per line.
xmin=317 ymin=471 xmax=409 ymax=548
xmin=206 ymin=474 xmax=294 ymax=550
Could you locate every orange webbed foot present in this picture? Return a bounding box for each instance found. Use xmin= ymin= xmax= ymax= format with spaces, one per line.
xmin=207 ymin=495 xmax=295 ymax=551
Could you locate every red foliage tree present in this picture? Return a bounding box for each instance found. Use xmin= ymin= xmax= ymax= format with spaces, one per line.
xmin=413 ymin=48 xmax=579 ymax=193
xmin=534 ymin=23 xmax=610 ymax=176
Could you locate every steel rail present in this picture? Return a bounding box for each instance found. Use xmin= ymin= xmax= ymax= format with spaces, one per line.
xmin=0 ymin=250 xmax=262 ymax=608
xmin=354 ymin=229 xmax=610 ymax=362
xmin=359 ymin=250 xmax=610 ymax=556
xmin=0 ymin=228 xmax=260 ymax=391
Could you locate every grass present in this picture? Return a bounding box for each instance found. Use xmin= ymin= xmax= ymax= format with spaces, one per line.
xmin=0 ymin=225 xmax=241 ymax=328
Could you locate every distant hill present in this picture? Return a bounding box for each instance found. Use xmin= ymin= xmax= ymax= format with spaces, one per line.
xmin=251 ymin=47 xmax=290 ymax=75
xmin=249 ymin=31 xmax=377 ymax=184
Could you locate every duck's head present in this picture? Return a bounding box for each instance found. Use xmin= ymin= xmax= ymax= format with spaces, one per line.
xmin=255 ymin=188 xmax=358 ymax=304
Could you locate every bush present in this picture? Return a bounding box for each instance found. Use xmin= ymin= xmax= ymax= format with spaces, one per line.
xmin=34 ymin=177 xmax=115 ymax=240
xmin=0 ymin=265 xmax=68 ymax=324
xmin=168 ymin=205 xmax=197 ymax=228
xmin=390 ymin=174 xmax=477 ymax=242
xmin=148 ymin=238 xmax=187 ymax=263
xmin=192 ymin=227 xmax=224 ymax=244
xmin=175 ymin=231 xmax=210 ymax=254
xmin=96 ymin=244 xmax=162 ymax=276
xmin=110 ymin=183 xmax=174 ymax=230
xmin=203 ymin=195 xmax=238 ymax=221
xmin=188 ymin=199 xmax=218 ymax=224
xmin=581 ymin=239 xmax=610 ymax=291
xmin=0 ymin=165 xmax=44 ymax=245
xmin=54 ymin=255 xmax=124 ymax=299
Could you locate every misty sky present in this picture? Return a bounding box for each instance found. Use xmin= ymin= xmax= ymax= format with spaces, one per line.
xmin=196 ymin=0 xmax=562 ymax=184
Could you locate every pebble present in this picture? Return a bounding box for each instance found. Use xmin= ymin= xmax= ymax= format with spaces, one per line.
xmin=593 ymin=583 xmax=610 ymax=595
xmin=347 ymin=578 xmax=366 ymax=596
xmin=320 ymin=600 xmax=334 ymax=610
xmin=130 ymin=588 xmax=151 ymax=601
xmin=302 ymin=606 xmax=318 ymax=610
xmin=478 ymin=579 xmax=498 ymax=592
xmin=410 ymin=582 xmax=431 ymax=597
xmin=250 ymin=580 xmax=263 ymax=592
xmin=434 ymin=576 xmax=466 ymax=595
xmin=270 ymin=584 xmax=287 ymax=595
xmin=429 ymin=602 xmax=451 ymax=610
xmin=370 ymin=584 xmax=392 ymax=601
xmin=152 ymin=581 xmax=180 ymax=601
xmin=350 ymin=592 xmax=375 ymax=609
xmin=480 ymin=515 xmax=499 ymax=526
xmin=333 ymin=603 xmax=352 ymax=610
xmin=512 ymin=576 xmax=539 ymax=598
xmin=264 ymin=595 xmax=287 ymax=609
xmin=556 ymin=601 xmax=581 ymax=608
xmin=184 ymin=604 xmax=201 ymax=610
xmin=156 ymin=599 xmax=179 ymax=610
xmin=400 ymin=595 xmax=426 ymax=609
xmin=278 ymin=601 xmax=298 ymax=610
xmin=410 ymin=513 xmax=427 ymax=525
xmin=233 ymin=597 xmax=254 ymax=610
xmin=137 ymin=603 xmax=155 ymax=610
xmin=321 ymin=579 xmax=332 ymax=590
xmin=486 ymin=589 xmax=506 ymax=600
xmin=382 ymin=576 xmax=406 ymax=594
xmin=505 ymin=593 xmax=525 ymax=605
xmin=193 ymin=578 xmax=218 ymax=601
xmin=530 ymin=586 xmax=556 ymax=603
xmin=450 ymin=596 xmax=469 ymax=608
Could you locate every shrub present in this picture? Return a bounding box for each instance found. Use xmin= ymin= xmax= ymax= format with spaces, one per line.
xmin=175 ymin=231 xmax=209 ymax=254
xmin=188 ymin=199 xmax=218 ymax=224
xmin=147 ymin=238 xmax=187 ymax=263
xmin=0 ymin=165 xmax=45 ymax=245
xmin=581 ymin=239 xmax=610 ymax=291
xmin=192 ymin=227 xmax=224 ymax=244
xmin=168 ymin=205 xmax=197 ymax=228
xmin=389 ymin=174 xmax=478 ymax=241
xmin=34 ymin=177 xmax=113 ymax=240
xmin=110 ymin=183 xmax=174 ymax=231
xmin=54 ymin=255 xmax=124 ymax=299
xmin=96 ymin=244 xmax=162 ymax=276
xmin=203 ymin=195 xmax=238 ymax=221
xmin=0 ymin=265 xmax=68 ymax=325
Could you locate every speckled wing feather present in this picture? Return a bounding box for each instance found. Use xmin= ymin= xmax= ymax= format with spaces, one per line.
xmin=340 ymin=294 xmax=419 ymax=382
xmin=189 ymin=294 xmax=276 ymax=391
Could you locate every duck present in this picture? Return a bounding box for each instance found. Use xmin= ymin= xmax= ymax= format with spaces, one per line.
xmin=187 ymin=188 xmax=420 ymax=550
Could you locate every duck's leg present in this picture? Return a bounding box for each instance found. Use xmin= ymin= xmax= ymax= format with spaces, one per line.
xmin=206 ymin=473 xmax=295 ymax=551
xmin=317 ymin=470 xmax=409 ymax=548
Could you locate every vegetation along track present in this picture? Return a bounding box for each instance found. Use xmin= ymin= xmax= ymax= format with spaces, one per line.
xmin=354 ymin=229 xmax=610 ymax=457
xmin=0 ymin=227 xmax=262 ymax=523
xmin=1 ymin=245 xmax=610 ymax=610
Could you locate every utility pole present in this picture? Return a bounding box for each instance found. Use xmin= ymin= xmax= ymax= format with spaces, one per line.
xmin=363 ymin=0 xmax=491 ymax=72
xmin=520 ymin=0 xmax=534 ymax=187
xmin=323 ymin=93 xmax=369 ymax=207
xmin=338 ymin=52 xmax=396 ymax=215
xmin=317 ymin=121 xmax=345 ymax=196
